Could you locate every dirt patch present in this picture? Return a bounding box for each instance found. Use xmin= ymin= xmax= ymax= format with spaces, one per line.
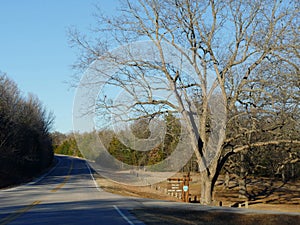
xmin=130 ymin=208 xmax=300 ymax=225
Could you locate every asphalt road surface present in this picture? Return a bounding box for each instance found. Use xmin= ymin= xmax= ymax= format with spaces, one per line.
xmin=0 ymin=155 xmax=145 ymax=225
xmin=2 ymin=155 xmax=299 ymax=225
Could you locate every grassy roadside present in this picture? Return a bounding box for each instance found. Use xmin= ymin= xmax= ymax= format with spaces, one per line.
xmin=95 ymin=172 xmax=300 ymax=224
xmin=95 ymin=173 xmax=180 ymax=202
xmin=95 ymin=172 xmax=300 ymax=212
xmin=130 ymin=208 xmax=300 ymax=225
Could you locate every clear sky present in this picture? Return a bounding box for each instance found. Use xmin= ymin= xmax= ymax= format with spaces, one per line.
xmin=0 ymin=0 xmax=117 ymax=133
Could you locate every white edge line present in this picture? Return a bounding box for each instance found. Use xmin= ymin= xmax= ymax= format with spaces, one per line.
xmin=85 ymin=161 xmax=136 ymax=225
xmin=113 ymin=205 xmax=135 ymax=225
xmin=85 ymin=162 xmax=102 ymax=192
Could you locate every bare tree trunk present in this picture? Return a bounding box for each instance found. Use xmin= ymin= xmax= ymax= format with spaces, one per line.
xmin=239 ymin=153 xmax=247 ymax=199
xmin=281 ymin=168 xmax=286 ymax=183
xmin=291 ymin=164 xmax=295 ymax=181
xmin=200 ymin=172 xmax=213 ymax=205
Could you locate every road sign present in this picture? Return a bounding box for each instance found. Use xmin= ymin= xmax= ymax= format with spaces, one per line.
xmin=167 ymin=173 xmax=192 ymax=202
xmin=183 ymin=185 xmax=189 ymax=192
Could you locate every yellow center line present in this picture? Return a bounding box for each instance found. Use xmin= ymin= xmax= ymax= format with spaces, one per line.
xmin=0 ymin=200 xmax=41 ymax=225
xmin=51 ymin=159 xmax=74 ymax=193
xmin=0 ymin=159 xmax=74 ymax=225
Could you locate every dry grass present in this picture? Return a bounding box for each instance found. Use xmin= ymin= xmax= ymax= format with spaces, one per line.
xmin=131 ymin=208 xmax=300 ymax=225
xmin=95 ymin=172 xmax=300 ymax=224
xmin=96 ymin=172 xmax=300 ymax=211
xmin=95 ymin=174 xmax=180 ymax=202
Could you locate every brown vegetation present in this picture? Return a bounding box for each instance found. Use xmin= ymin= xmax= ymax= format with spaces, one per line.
xmin=131 ymin=208 xmax=300 ymax=225
xmin=96 ymin=172 xmax=300 ymax=224
xmin=96 ymin=172 xmax=300 ymax=213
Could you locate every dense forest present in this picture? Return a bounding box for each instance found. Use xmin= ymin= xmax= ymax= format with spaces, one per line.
xmin=0 ymin=73 xmax=54 ymax=188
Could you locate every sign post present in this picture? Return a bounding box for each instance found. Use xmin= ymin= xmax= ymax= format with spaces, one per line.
xmin=182 ymin=172 xmax=191 ymax=202
xmin=167 ymin=173 xmax=192 ymax=202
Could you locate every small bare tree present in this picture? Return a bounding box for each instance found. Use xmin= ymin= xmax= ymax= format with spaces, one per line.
xmin=70 ymin=0 xmax=300 ymax=204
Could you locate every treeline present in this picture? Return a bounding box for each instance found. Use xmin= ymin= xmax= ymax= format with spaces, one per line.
xmin=0 ymin=73 xmax=54 ymax=188
xmin=52 ymin=114 xmax=181 ymax=168
xmin=59 ymin=112 xmax=300 ymax=181
xmin=51 ymin=114 xmax=179 ymax=162
xmin=52 ymin=132 xmax=83 ymax=157
xmin=56 ymin=114 xmax=299 ymax=181
xmin=100 ymin=114 xmax=181 ymax=167
xmin=51 ymin=113 xmax=300 ymax=182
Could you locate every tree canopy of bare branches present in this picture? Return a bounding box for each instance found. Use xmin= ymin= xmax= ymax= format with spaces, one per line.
xmin=70 ymin=0 xmax=300 ymax=204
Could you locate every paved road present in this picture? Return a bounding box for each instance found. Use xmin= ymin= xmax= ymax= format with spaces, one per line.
xmin=2 ymin=155 xmax=299 ymax=225
xmin=0 ymin=155 xmax=144 ymax=225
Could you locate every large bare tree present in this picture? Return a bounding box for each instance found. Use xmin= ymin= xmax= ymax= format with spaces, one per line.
xmin=70 ymin=0 xmax=300 ymax=204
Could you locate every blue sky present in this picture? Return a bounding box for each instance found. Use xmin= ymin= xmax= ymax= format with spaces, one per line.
xmin=0 ymin=0 xmax=117 ymax=133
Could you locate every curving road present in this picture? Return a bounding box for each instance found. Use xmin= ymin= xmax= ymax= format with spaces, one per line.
xmin=2 ymin=155 xmax=298 ymax=225
xmin=0 ymin=155 xmax=144 ymax=225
